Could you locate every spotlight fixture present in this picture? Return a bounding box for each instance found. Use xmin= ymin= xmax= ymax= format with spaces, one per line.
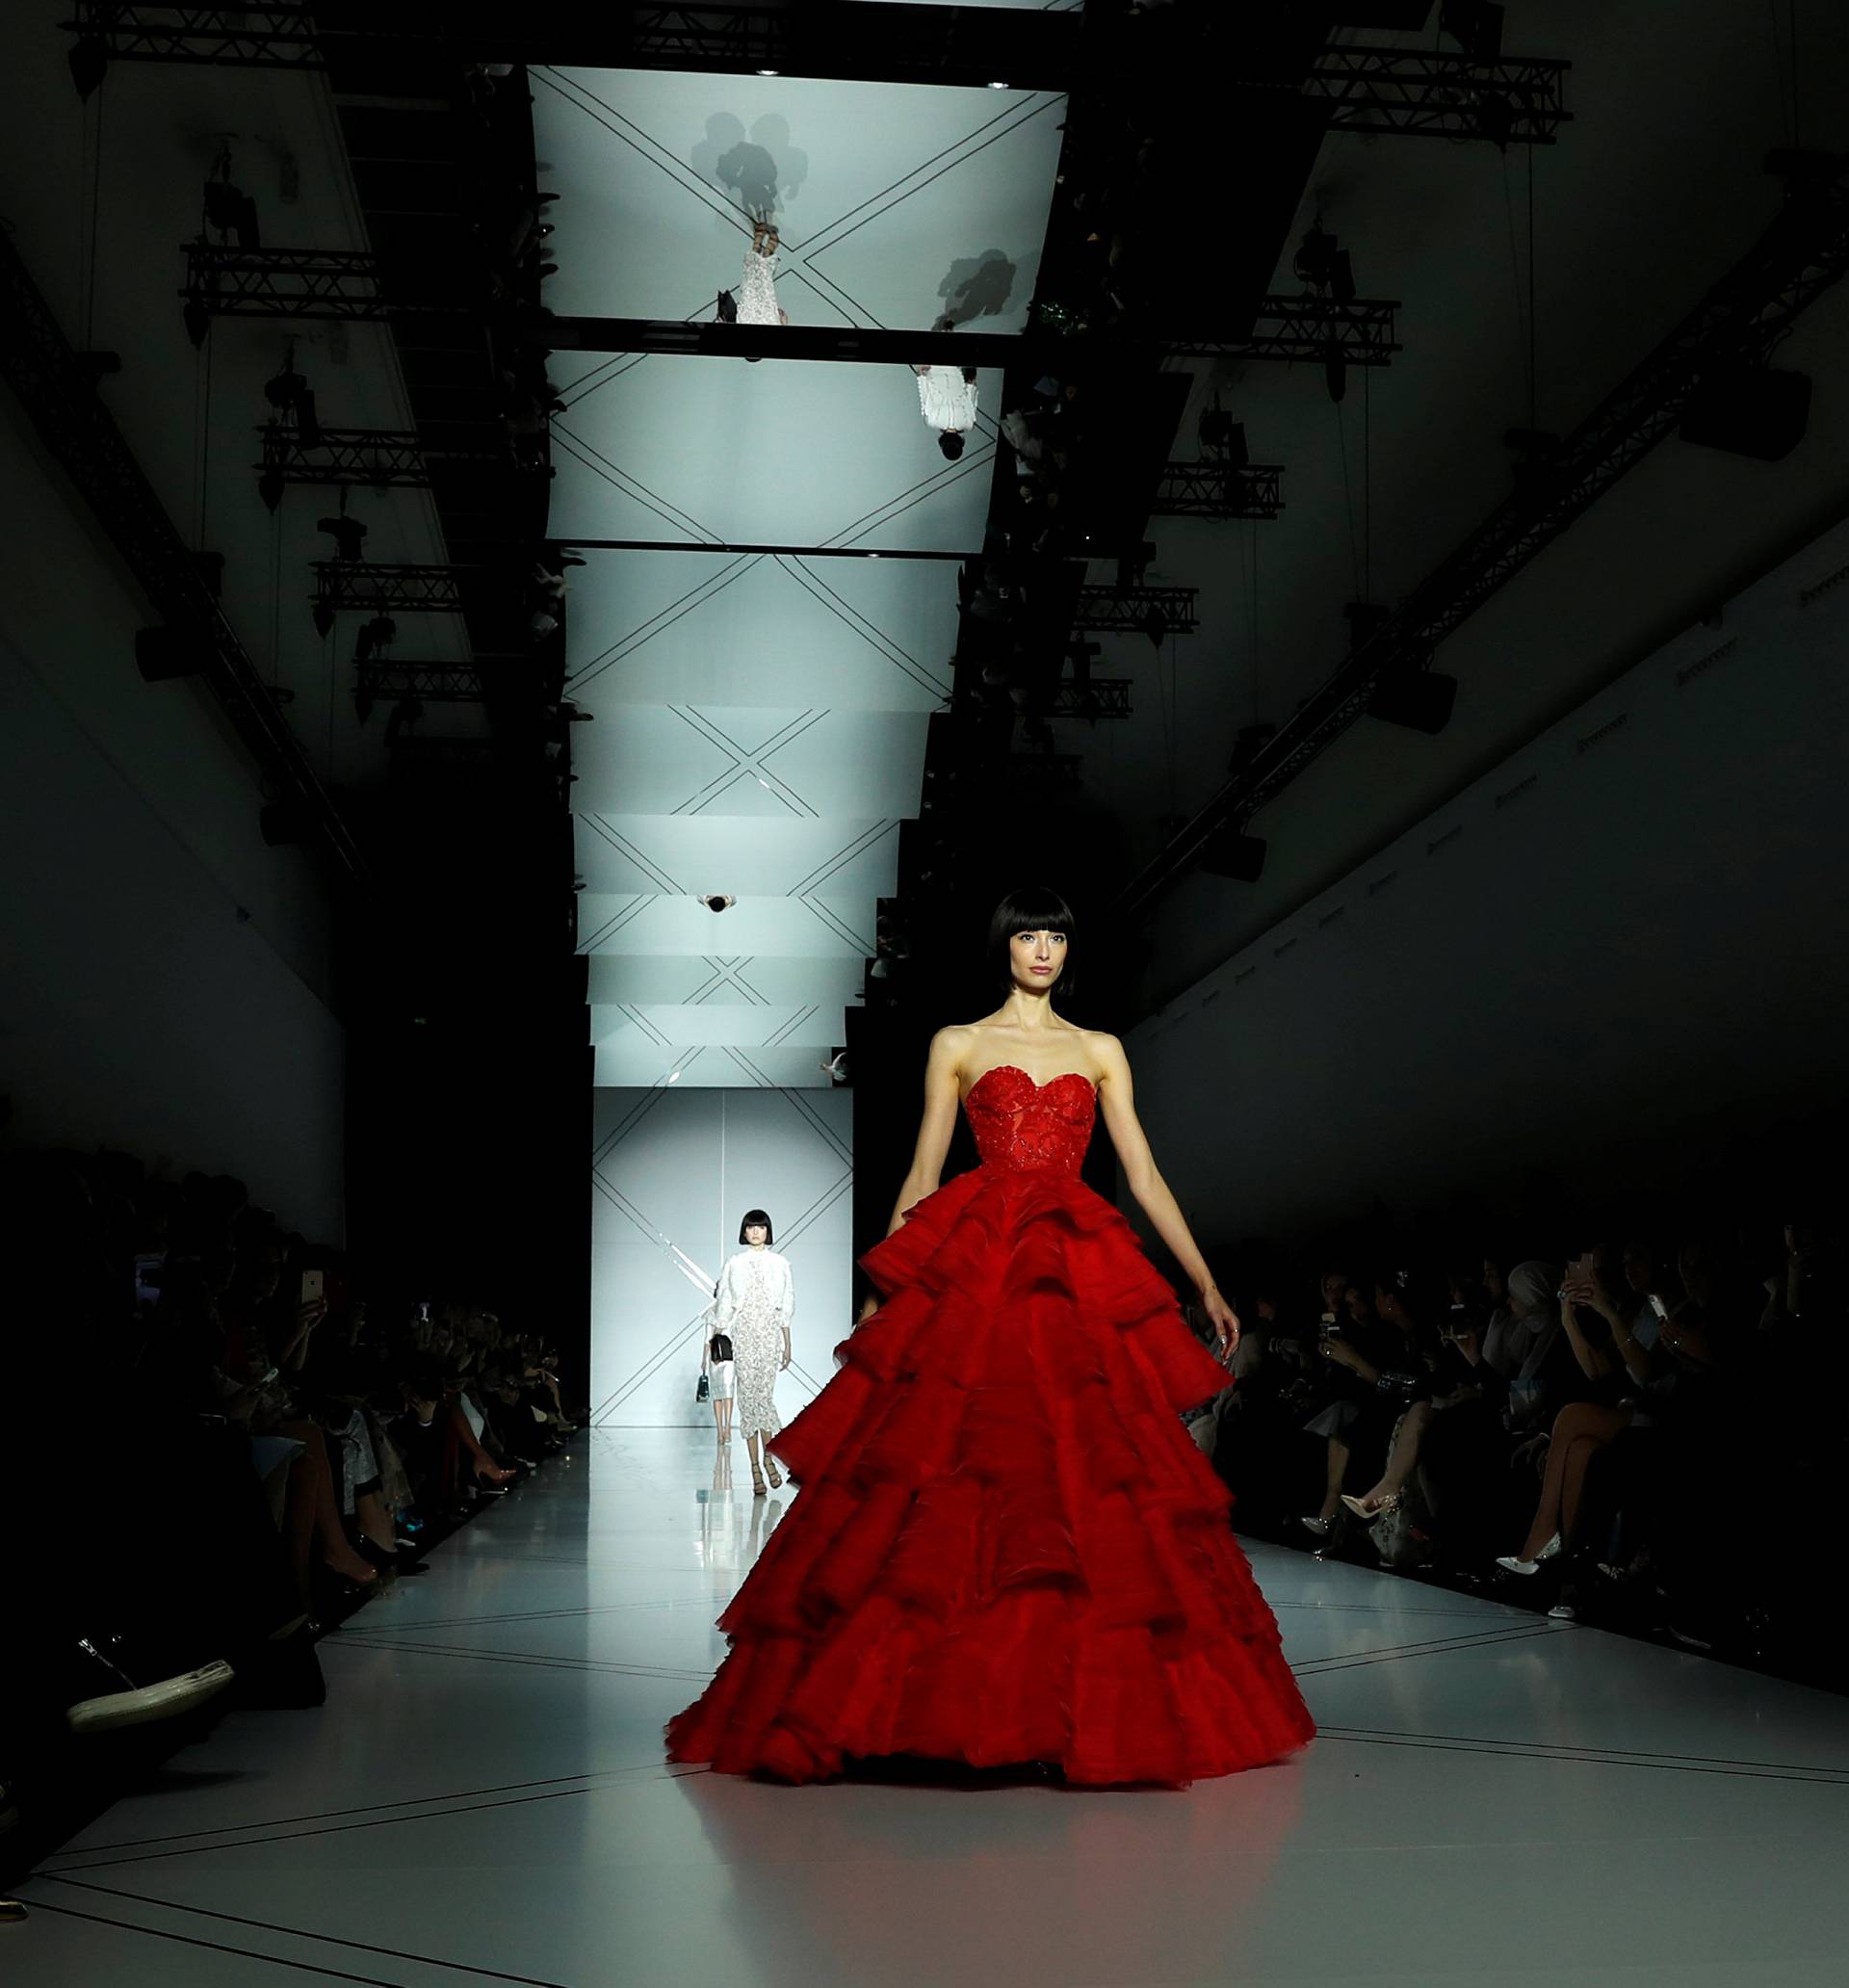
xmin=67 ymin=36 xmax=108 ymax=100
xmin=183 ymin=296 xmax=211 ymax=349
xmin=756 ymin=67 xmax=780 ymax=77
xmin=1441 ymin=0 xmax=1504 ymax=60
xmin=135 ymin=627 xmax=200 ymax=683
xmin=1367 ymin=668 xmax=1457 ymax=735
xmin=353 ymin=614 xmax=396 ymax=662
xmin=312 ymin=601 xmax=335 ymax=638
xmin=257 ymin=463 xmax=285 ymax=513
xmin=1199 ymin=826 xmax=1267 ymax=883
xmin=987 ymin=81 xmax=1009 ymax=91
xmin=202 ymin=144 xmax=261 ymax=249
xmin=263 ymin=348 xmax=319 ymax=443
xmin=1292 ymin=223 xmax=1340 ymax=291
xmin=316 ymin=514 xmax=368 ymax=561
xmin=1198 ymin=406 xmax=1248 ymax=464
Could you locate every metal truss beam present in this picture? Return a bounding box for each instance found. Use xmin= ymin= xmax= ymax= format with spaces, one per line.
xmin=1153 ymin=462 xmax=1285 ymax=520
xmin=68 ymin=2 xmax=1081 ymax=91
xmin=0 ymin=225 xmax=364 ymax=878
xmin=184 ymin=245 xmax=480 ymax=325
xmin=1051 ymin=678 xmax=1132 ymax=720
xmin=540 ymin=297 xmax=1400 ymax=367
xmin=1073 ymin=586 xmax=1199 ymax=637
xmin=257 ymin=426 xmax=502 ymax=489
xmin=1307 ymin=43 xmax=1571 ymax=144
xmin=1114 ymin=161 xmax=1849 ymax=927
xmin=355 ymin=659 xmax=495 ymax=703
xmin=314 ymin=562 xmax=504 ymax=614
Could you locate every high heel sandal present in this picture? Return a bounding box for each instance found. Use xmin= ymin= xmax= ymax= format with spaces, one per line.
xmin=1341 ymin=1492 xmax=1399 ymax=1521
xmin=750 ymin=1462 xmax=767 ymax=1498
xmin=765 ymin=1458 xmax=782 ymax=1489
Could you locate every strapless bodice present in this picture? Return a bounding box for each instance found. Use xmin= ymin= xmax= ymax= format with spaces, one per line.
xmin=962 ymin=1064 xmax=1095 ymax=1176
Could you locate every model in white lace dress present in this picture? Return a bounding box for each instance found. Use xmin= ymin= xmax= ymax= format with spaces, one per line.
xmin=710 ymin=1218 xmax=794 ymax=1495
xmin=915 ymin=345 xmax=978 ymax=459
xmin=736 ymin=221 xmax=789 ymax=328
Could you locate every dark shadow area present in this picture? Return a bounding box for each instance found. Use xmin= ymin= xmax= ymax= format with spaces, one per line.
xmin=692 ymin=111 xmax=811 ymax=222
xmin=936 ymin=248 xmax=1022 ymax=326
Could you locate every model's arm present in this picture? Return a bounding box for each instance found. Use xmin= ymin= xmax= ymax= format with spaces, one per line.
xmin=1093 ymin=1033 xmax=1238 ymax=1347
xmin=884 ymin=1027 xmax=966 ymax=1237
xmin=778 ymin=1256 xmax=794 ymax=1369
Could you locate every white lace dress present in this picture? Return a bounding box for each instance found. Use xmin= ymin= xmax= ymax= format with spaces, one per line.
xmin=712 ymin=1247 xmax=793 ymax=1439
xmin=916 ymin=363 xmax=978 ymax=433
xmin=737 ymin=247 xmax=784 ymax=327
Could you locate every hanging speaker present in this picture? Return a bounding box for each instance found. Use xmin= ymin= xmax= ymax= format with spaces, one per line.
xmin=1199 ymin=826 xmax=1267 ymax=882
xmin=135 ymin=627 xmax=200 ymax=682
xmin=1367 ymin=670 xmax=1457 ymax=735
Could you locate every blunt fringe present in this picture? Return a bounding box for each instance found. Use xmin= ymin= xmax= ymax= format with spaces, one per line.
xmin=739 ymin=1208 xmax=773 ymax=1245
xmin=986 ymin=885 xmax=1078 ymax=998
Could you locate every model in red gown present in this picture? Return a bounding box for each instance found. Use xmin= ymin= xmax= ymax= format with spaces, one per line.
xmin=665 ymin=1061 xmax=1315 ymax=1786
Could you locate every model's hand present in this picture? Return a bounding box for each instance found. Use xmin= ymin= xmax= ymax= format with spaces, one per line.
xmin=1202 ymin=1287 xmax=1239 ymax=1352
xmin=780 ymin=1347 xmax=791 ymax=1371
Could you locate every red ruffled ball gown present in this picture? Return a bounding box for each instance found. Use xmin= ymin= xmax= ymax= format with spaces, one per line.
xmin=665 ymin=1064 xmax=1315 ymax=1785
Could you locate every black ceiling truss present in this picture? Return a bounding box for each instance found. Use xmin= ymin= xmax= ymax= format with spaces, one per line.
xmin=1073 ymin=586 xmax=1200 ymax=637
xmin=1307 ymin=43 xmax=1571 ymax=144
xmin=537 ymin=296 xmax=1400 ymax=368
xmin=184 ymin=244 xmax=483 ymax=324
xmin=1051 ymin=679 xmax=1132 ymax=721
xmin=0 ymin=225 xmax=364 ymax=878
xmin=1153 ymin=462 xmax=1285 ymax=521
xmin=65 ymin=2 xmax=1081 ymax=91
xmin=1114 ymin=160 xmax=1849 ymax=926
xmin=313 ymin=562 xmax=508 ymax=615
xmin=353 ymin=658 xmax=503 ymax=704
xmin=257 ymin=425 xmax=503 ymax=490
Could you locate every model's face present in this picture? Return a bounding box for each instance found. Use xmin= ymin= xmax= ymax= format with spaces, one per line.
xmin=744 ymin=1223 xmax=768 ymax=1247
xmin=1009 ymin=928 xmax=1067 ymax=992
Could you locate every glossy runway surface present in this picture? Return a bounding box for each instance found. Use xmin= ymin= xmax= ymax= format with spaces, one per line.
xmin=14 ymin=1427 xmax=1849 ymax=1986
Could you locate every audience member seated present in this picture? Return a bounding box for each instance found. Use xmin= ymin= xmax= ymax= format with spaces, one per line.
xmin=0 ymin=1133 xmax=579 ymax=1866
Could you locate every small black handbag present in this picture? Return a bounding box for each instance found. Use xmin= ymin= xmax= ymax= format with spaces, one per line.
xmin=708 ymin=1332 xmax=734 ymax=1365
xmin=695 ymin=1372 xmax=710 ymax=1403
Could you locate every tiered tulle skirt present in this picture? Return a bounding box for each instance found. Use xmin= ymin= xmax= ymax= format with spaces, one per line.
xmin=665 ymin=1165 xmax=1315 ymax=1785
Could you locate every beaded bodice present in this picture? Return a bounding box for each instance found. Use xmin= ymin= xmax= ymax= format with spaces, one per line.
xmin=963 ymin=1064 xmax=1096 ymax=1176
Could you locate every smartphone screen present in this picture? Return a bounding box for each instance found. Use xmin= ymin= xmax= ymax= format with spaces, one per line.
xmin=133 ymin=1252 xmax=165 ymax=1313
xmin=300 ymin=1269 xmax=326 ymax=1306
xmin=1648 ymin=1293 xmax=1669 ymax=1321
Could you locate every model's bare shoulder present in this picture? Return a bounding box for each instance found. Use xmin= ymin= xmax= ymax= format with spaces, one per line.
xmin=1083 ymin=1029 xmax=1132 ymax=1080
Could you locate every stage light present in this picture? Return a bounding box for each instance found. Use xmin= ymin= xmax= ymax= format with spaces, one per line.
xmin=1293 ymin=224 xmax=1340 ymax=290
xmin=1441 ymin=0 xmax=1503 ymax=58
xmin=313 ymin=601 xmax=335 ymax=638
xmin=354 ymin=614 xmax=396 ymax=662
xmin=1198 ymin=407 xmax=1248 ymax=463
xmin=258 ymin=464 xmax=285 ymax=512
xmin=203 ymin=145 xmax=261 ymax=249
xmin=1200 ymin=826 xmax=1267 ymax=883
xmin=1367 ymin=669 xmax=1457 ymax=734
xmin=1680 ymin=366 xmax=1811 ymax=460
xmin=67 ymin=37 xmax=107 ymax=100
xmin=317 ymin=514 xmax=368 ymax=561
xmin=988 ymin=81 xmax=1009 ymax=91
xmin=757 ymin=68 xmax=779 ymax=77
xmin=135 ymin=628 xmax=200 ymax=683
xmin=183 ymin=297 xmax=211 ymax=349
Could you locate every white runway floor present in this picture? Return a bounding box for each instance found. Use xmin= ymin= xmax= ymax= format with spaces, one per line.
xmin=14 ymin=1426 xmax=1849 ymax=1986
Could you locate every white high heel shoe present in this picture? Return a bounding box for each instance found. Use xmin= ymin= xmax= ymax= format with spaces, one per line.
xmin=1495 ymin=1533 xmax=1561 ymax=1577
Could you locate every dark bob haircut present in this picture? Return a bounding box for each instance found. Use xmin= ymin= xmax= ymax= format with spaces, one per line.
xmin=938 ymin=429 xmax=966 ymax=461
xmin=739 ymin=1208 xmax=773 ymax=1245
xmin=987 ymin=885 xmax=1078 ymax=999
